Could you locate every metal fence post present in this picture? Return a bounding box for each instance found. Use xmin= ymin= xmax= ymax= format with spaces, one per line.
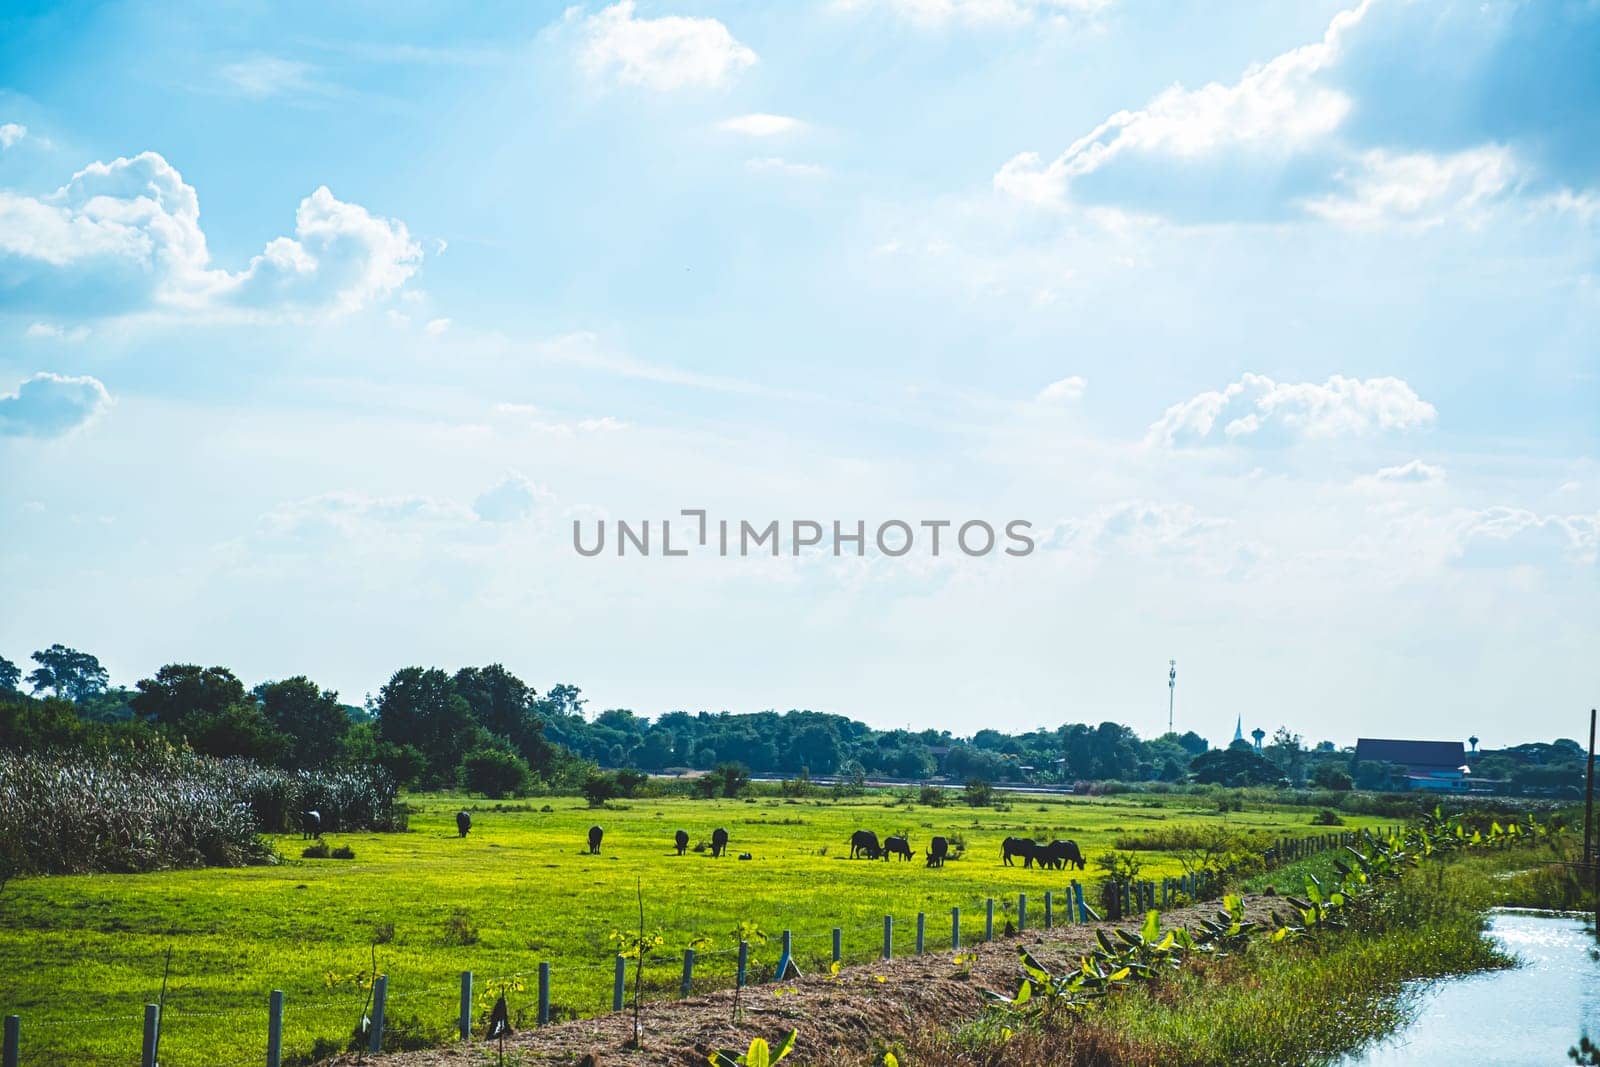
xmin=267 ymin=990 xmax=284 ymax=1067
xmin=613 ymin=955 xmax=626 ymax=1012
xmin=951 ymin=906 xmax=961 ymax=950
xmin=1073 ymin=880 xmax=1086 ymax=923
xmin=985 ymin=897 xmax=995 ymax=941
xmin=737 ymin=940 xmax=749 ymax=988
xmin=916 ymin=912 xmax=925 ymax=955
xmin=368 ymin=976 xmax=387 ymax=1053
xmin=537 ymin=962 xmax=550 ymax=1025
xmin=1018 ymin=892 xmax=1027 ymax=932
xmin=882 ymin=915 xmax=893 ymax=959
xmin=458 ymin=972 xmax=472 ymax=1041
xmin=680 ymin=949 xmax=695 ymax=998
xmin=831 ymin=927 xmax=841 ymax=964
xmin=1044 ymin=890 xmax=1053 ymax=929
xmin=142 ymin=1004 xmax=160 ymax=1067
xmin=2 ymin=1015 xmax=16 ymax=1067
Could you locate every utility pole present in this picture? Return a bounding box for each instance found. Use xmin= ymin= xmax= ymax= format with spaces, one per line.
xmin=1167 ymin=659 xmax=1177 ymax=736
xmin=1584 ymin=708 xmax=1596 ymax=937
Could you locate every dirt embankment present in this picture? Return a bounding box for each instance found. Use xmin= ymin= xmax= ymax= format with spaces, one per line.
xmin=331 ymin=896 xmax=1281 ymax=1067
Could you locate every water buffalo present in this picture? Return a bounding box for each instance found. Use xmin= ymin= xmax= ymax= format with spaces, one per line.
xmin=1001 ymin=836 xmax=1035 ymax=866
xmin=1042 ymin=839 xmax=1086 ymax=870
xmin=674 ymin=829 xmax=689 ymax=855
xmin=711 ymin=827 xmax=730 ymax=857
xmin=300 ymin=810 xmax=321 ymax=840
xmin=850 ymin=829 xmax=882 ymax=859
xmin=455 ymin=811 xmax=471 ymax=838
xmin=587 ymin=825 xmax=603 ymax=854
xmin=926 ymin=836 xmax=950 ymax=868
xmin=882 ymin=835 xmax=912 ymax=861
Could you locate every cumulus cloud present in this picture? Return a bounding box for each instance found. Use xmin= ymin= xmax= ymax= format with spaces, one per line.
xmin=0 ymin=151 xmax=421 ymax=317
xmin=0 ymin=371 xmax=112 ymax=438
xmin=994 ymin=0 xmax=1600 ymax=221
xmin=832 ymin=0 xmax=1112 ymax=29
xmin=718 ymin=113 xmax=805 ymax=137
xmin=0 ymin=123 xmax=25 ymax=149
xmin=1452 ymin=506 xmax=1599 ymax=568
xmin=1035 ymin=375 xmax=1086 ymax=403
xmin=472 ymin=472 xmax=554 ymax=523
xmin=574 ymin=2 xmax=756 ymax=90
xmin=424 ymin=317 xmax=451 ymax=336
xmin=1146 ymin=373 xmax=1436 ymax=448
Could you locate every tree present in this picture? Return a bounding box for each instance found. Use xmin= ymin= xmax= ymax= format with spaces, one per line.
xmin=460 ymin=745 xmax=534 ymax=798
xmin=27 ymin=645 xmax=108 ymax=702
xmin=1309 ymin=763 xmax=1354 ymax=790
xmin=131 ymin=665 xmax=249 ymax=729
xmin=256 ymin=676 xmax=349 ymax=768
xmin=375 ymin=667 xmax=482 ymax=786
xmin=454 ymin=664 xmax=560 ymax=774
xmin=1189 ymin=747 xmax=1284 ymax=786
xmin=182 ymin=702 xmax=286 ymax=761
xmin=0 ymin=655 xmax=20 ymax=695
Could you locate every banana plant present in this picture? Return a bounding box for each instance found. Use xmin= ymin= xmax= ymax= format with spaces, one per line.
xmin=708 ymin=1029 xmax=797 ymax=1067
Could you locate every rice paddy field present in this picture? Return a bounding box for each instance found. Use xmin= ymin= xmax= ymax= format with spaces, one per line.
xmin=0 ymin=791 xmax=1390 ymax=1066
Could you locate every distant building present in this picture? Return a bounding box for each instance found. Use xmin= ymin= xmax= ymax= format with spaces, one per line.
xmin=1233 ymin=716 xmax=1244 ymax=744
xmin=1354 ymin=738 xmax=1470 ymax=792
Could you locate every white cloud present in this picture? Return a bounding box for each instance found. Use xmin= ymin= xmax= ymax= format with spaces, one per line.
xmin=574 ymin=2 xmax=756 ymax=90
xmin=1035 ymin=375 xmax=1086 ymax=403
xmin=25 ymin=322 xmax=90 ymax=342
xmin=1452 ymin=506 xmax=1599 ymax=568
xmin=0 ymin=123 xmax=25 ymax=149
xmin=0 ymin=371 xmax=112 ymax=438
xmin=261 ymin=491 xmax=473 ymax=542
xmin=1146 ymin=372 xmax=1436 ymax=448
xmin=424 ymin=317 xmax=452 ymax=336
xmin=1304 ymin=147 xmax=1517 ymax=227
xmin=832 ymin=0 xmax=1112 ymax=29
xmin=718 ymin=113 xmax=805 ymax=137
xmin=1357 ymin=459 xmax=1446 ymax=488
xmin=473 ymin=472 xmax=554 ymax=523
xmin=217 ymin=57 xmax=318 ymax=99
xmin=0 ymin=152 xmax=421 ymax=316
xmin=745 ymin=157 xmax=826 ymax=177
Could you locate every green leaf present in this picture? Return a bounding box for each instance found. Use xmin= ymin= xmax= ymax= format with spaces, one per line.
xmin=1096 ymin=930 xmax=1116 ymax=954
xmin=1107 ymin=967 xmax=1131 ymax=982
xmin=771 ymin=1029 xmax=797 ymax=1064
xmin=1019 ymin=946 xmax=1049 ymax=982
xmin=1013 ymin=978 xmax=1032 ymax=1006
xmin=745 ymin=1037 xmax=770 ymax=1067
xmin=1141 ymin=910 xmax=1160 ymax=943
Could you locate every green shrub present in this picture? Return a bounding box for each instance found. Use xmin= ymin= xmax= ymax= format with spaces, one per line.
xmin=301 ymin=841 xmax=330 ymax=858
xmin=330 ymin=844 xmax=356 ymax=860
xmin=459 ymin=746 xmax=534 ymax=799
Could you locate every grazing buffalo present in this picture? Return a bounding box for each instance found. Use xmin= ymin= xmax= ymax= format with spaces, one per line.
xmin=850 ymin=829 xmax=882 ymax=860
xmin=926 ymin=836 xmax=950 ymax=868
xmin=711 ymin=827 xmax=730 ymax=858
xmin=300 ymin=810 xmax=321 ymax=840
xmin=1041 ymin=839 xmax=1086 ymax=871
xmin=587 ymin=825 xmax=603 ymax=854
xmin=1001 ymin=836 xmax=1035 ymax=866
xmin=882 ymin=835 xmax=912 ymax=862
xmin=455 ymin=811 xmax=471 ymax=838
xmin=674 ymin=829 xmax=689 ymax=855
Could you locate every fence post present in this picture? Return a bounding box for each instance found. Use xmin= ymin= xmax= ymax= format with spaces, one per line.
xmin=142 ymin=1004 xmax=160 ymax=1067
xmin=1044 ymin=890 xmax=1053 ymax=929
xmin=458 ymin=972 xmax=472 ymax=1041
xmin=916 ymin=912 xmax=926 ymax=955
xmin=2 ymin=1015 xmax=15 ymax=1067
xmin=267 ymin=990 xmax=284 ymax=1067
xmin=613 ymin=955 xmax=626 ymax=1012
xmin=985 ymin=897 xmax=995 ymax=941
xmin=536 ymin=962 xmax=551 ymax=1026
xmin=831 ymin=927 xmax=841 ymax=964
xmin=369 ymin=976 xmax=387 ymax=1054
xmin=1018 ymin=892 xmax=1027 ymax=932
xmin=1073 ymin=880 xmax=1086 ymax=923
xmin=882 ymin=915 xmax=894 ymax=959
xmin=776 ymin=930 xmax=795 ymax=980
xmin=737 ymin=940 xmax=749 ymax=988
xmin=680 ymin=949 xmax=695 ymax=998
xmin=952 ymin=906 xmax=961 ymax=950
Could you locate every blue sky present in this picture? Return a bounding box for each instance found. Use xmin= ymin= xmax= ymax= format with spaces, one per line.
xmin=1 ymin=0 xmax=1595 ymax=747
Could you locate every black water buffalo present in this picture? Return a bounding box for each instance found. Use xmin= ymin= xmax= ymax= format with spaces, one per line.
xmin=1001 ymin=836 xmax=1035 ymax=866
xmin=882 ymin=835 xmax=912 ymax=861
xmin=1040 ymin=839 xmax=1086 ymax=870
xmin=926 ymin=836 xmax=950 ymax=868
xmin=850 ymin=829 xmax=882 ymax=859
xmin=455 ymin=811 xmax=471 ymax=838
xmin=674 ymin=829 xmax=689 ymax=855
xmin=587 ymin=825 xmax=603 ymax=854
xmin=300 ymin=810 xmax=321 ymax=839
xmin=711 ymin=827 xmax=730 ymax=857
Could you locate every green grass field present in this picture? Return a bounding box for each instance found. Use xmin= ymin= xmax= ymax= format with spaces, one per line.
xmin=0 ymin=791 xmax=1388 ymax=1066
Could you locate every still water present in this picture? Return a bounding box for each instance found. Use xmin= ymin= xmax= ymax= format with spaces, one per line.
xmin=1338 ymin=909 xmax=1598 ymax=1066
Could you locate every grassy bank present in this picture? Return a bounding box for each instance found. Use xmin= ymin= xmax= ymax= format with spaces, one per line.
xmin=899 ymin=837 xmax=1574 ymax=1067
